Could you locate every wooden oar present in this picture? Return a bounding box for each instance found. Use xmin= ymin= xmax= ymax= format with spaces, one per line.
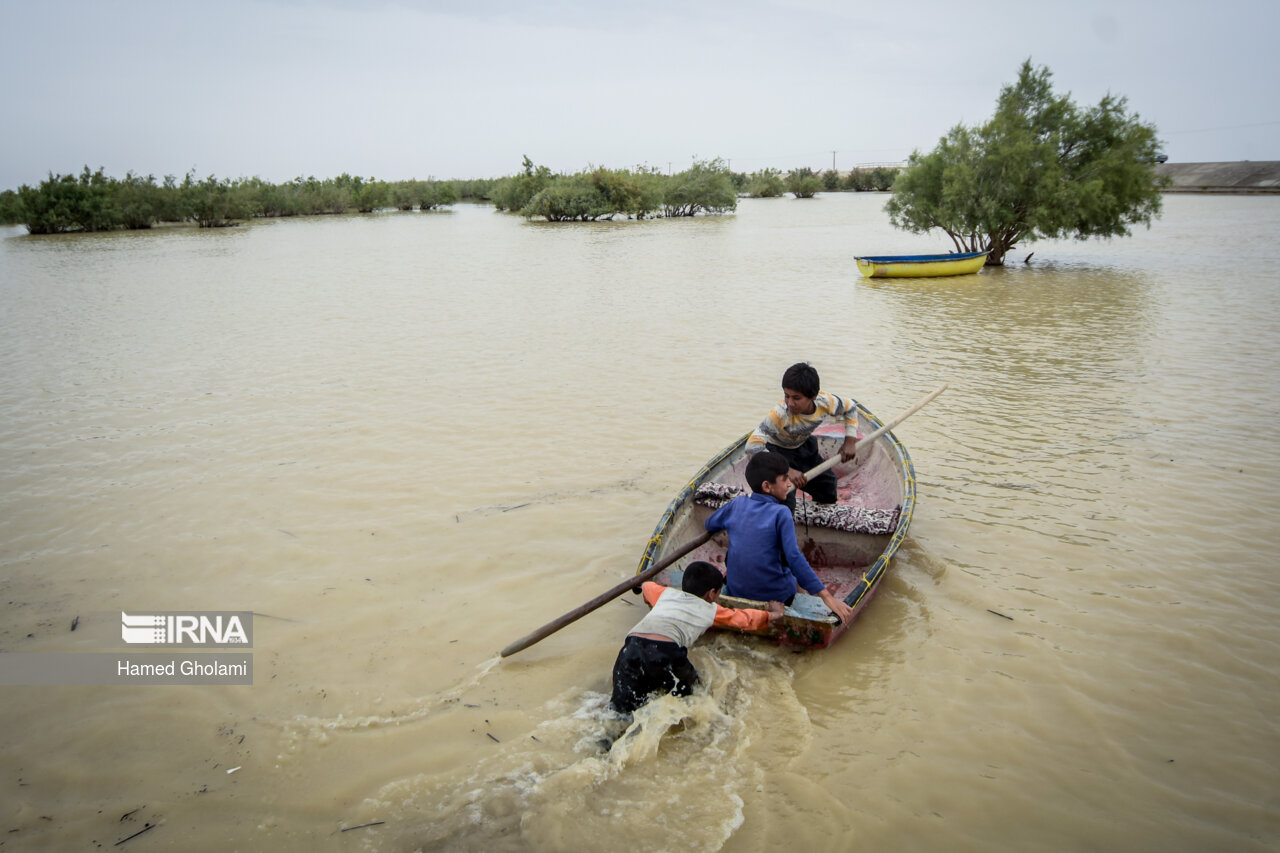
xmin=801 ymin=383 xmax=948 ymax=481
xmin=499 ymin=383 xmax=947 ymax=659
xmin=499 ymin=530 xmax=714 ymax=658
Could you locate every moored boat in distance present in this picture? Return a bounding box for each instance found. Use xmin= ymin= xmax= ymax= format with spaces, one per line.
xmin=634 ymin=409 xmax=914 ymax=649
xmin=856 ymin=250 xmax=989 ymax=278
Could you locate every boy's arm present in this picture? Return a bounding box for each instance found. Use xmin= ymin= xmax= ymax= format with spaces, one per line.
xmin=819 ymin=389 xmax=860 ymax=461
xmin=641 ymin=581 xmax=667 ymax=607
xmin=817 ymin=589 xmax=854 ymax=624
xmin=775 ymin=517 xmax=854 ymax=622
xmin=775 ymin=511 xmax=824 ymax=595
xmin=745 ymin=402 xmax=788 ymax=454
xmin=714 ymin=600 xmax=784 ymax=632
xmin=821 ymin=391 xmax=861 ymax=462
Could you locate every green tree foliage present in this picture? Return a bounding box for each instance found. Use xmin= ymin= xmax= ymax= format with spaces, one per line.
xmin=490 ymin=158 xmax=732 ymax=221
xmin=3 ymin=168 xmax=467 ymax=232
xmin=0 ymin=190 xmax=21 ymax=225
xmin=453 ymin=178 xmax=495 ymax=201
xmin=154 ymin=174 xmax=188 ymax=222
xmin=13 ymin=175 xmax=71 ymax=233
xmin=589 ymin=167 xmax=663 ymax=219
xmin=180 ymin=172 xmax=257 ymax=227
xmin=517 ymin=167 xmax=663 ymax=221
xmin=252 ymin=177 xmax=299 ymax=217
xmin=14 ymin=169 xmax=228 ymax=232
xmin=336 ymin=174 xmax=388 ymax=214
xmin=844 ymin=167 xmax=899 ymax=192
xmin=821 ymin=169 xmax=842 ymax=191
xmin=491 ymin=156 xmax=554 ymax=212
xmin=884 ymin=60 xmax=1165 ymax=265
xmin=785 ymin=167 xmax=823 ymax=199
xmin=0 ymin=155 xmax=751 ymax=230
xmin=520 ymin=175 xmax=609 ymax=221
xmin=745 ymin=168 xmax=786 ymax=198
xmin=18 ymin=167 xmax=120 ymax=233
xmin=408 ymin=180 xmax=459 ymax=210
xmin=114 ymin=172 xmax=165 ymax=229
xmin=391 ymin=182 xmax=417 ymax=211
xmin=304 ymin=177 xmax=355 ymax=215
xmin=661 ymin=159 xmax=737 ymax=217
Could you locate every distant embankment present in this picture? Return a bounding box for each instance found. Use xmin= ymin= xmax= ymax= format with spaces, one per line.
xmin=1156 ymin=161 xmax=1280 ymax=194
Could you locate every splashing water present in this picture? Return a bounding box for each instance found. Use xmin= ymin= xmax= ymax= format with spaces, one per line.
xmin=344 ymin=640 xmax=806 ymax=852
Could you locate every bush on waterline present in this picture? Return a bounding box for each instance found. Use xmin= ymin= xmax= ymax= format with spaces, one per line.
xmin=492 ymin=157 xmax=736 ymax=220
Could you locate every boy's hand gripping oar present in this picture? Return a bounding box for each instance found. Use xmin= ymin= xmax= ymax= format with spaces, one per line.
xmin=801 ymin=383 xmax=948 ymax=482
xmin=499 ymin=530 xmax=714 ymax=658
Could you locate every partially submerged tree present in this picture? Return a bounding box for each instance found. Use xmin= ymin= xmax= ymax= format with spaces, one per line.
xmin=520 ymin=175 xmax=611 ymax=221
xmin=885 ymin=60 xmax=1166 ymax=265
xmin=662 ymin=159 xmax=737 ymax=217
xmin=511 ymin=166 xmax=663 ymax=221
xmin=845 ymin=167 xmax=898 ymax=192
xmin=588 ymin=167 xmax=663 ymax=219
xmin=0 ymin=189 xmax=21 ymax=225
xmin=179 ymin=172 xmax=257 ymax=227
xmin=745 ymin=168 xmax=785 ymax=198
xmin=491 ymin=155 xmax=554 ymax=213
xmin=785 ymin=167 xmax=823 ymax=199
xmin=492 ymin=158 xmax=733 ymax=221
xmin=413 ymin=180 xmax=459 ymax=210
xmin=392 ymin=179 xmax=458 ymax=211
xmin=18 ymin=167 xmax=119 ymax=233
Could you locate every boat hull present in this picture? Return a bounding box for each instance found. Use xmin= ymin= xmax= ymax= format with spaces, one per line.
xmin=855 ymin=251 xmax=989 ymax=278
xmin=635 ymin=407 xmax=915 ymax=648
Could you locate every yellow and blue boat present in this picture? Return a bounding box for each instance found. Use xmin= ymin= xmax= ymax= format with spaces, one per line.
xmin=855 ymin=250 xmax=989 ymax=278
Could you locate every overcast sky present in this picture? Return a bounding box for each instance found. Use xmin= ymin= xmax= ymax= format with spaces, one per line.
xmin=2 ymin=0 xmax=1276 ymax=189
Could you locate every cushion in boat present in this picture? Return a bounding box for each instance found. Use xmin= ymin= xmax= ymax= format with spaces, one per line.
xmin=693 ymin=482 xmax=900 ymax=535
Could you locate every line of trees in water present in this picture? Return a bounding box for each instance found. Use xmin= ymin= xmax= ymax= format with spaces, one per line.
xmin=0 ymin=160 xmax=900 ymax=233
xmin=0 ymin=169 xmax=485 ymax=234
xmin=491 ymin=158 xmax=899 ymax=221
xmin=749 ymin=165 xmax=900 ymax=198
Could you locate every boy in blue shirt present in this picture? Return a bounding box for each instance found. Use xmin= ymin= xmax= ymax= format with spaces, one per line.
xmin=705 ymin=452 xmax=854 ymax=624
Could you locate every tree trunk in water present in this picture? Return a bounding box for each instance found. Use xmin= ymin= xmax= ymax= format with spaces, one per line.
xmin=984 ymin=231 xmax=1018 ymax=266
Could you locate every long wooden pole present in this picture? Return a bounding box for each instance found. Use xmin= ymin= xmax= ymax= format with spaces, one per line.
xmin=801 ymin=384 xmax=947 ymax=481
xmin=499 ymin=530 xmax=714 ymax=658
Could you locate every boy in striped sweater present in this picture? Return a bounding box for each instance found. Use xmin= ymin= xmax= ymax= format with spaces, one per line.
xmin=746 ymin=361 xmax=860 ymax=509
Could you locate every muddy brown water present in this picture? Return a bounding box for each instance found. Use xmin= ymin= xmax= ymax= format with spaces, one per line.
xmin=1 ymin=193 xmax=1277 ymax=851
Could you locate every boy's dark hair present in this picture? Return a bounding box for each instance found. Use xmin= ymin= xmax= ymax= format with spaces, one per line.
xmin=745 ymin=451 xmax=789 ymax=493
xmin=782 ymin=362 xmax=820 ymax=399
xmin=682 ymin=561 xmax=726 ymax=597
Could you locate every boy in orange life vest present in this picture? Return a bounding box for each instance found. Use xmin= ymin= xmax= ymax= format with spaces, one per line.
xmin=610 ymin=561 xmax=783 ymax=715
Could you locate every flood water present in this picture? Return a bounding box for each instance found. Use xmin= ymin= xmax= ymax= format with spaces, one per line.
xmin=1 ymin=193 xmax=1277 ymax=852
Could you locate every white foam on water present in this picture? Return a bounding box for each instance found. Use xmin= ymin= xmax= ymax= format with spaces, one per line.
xmin=345 ymin=640 xmax=804 ymax=852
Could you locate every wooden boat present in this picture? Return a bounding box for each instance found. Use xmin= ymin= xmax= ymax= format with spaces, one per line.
xmin=634 ymin=408 xmax=915 ymax=649
xmin=855 ymin=250 xmax=989 ymax=278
